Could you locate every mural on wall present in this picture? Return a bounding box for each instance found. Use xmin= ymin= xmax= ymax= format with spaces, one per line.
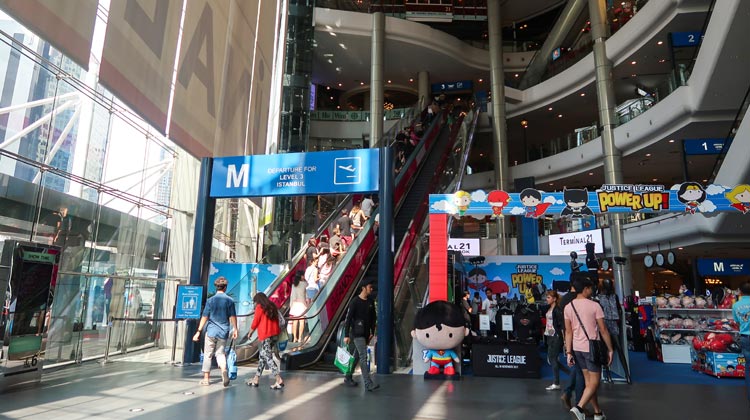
xmin=431 ymin=184 xmax=750 ymax=218
xmin=464 ymin=256 xmax=581 ymax=301
xmin=207 ymin=262 xmax=283 ymax=315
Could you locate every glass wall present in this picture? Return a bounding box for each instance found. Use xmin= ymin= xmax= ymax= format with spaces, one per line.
xmin=0 ymin=12 xmax=188 ymax=366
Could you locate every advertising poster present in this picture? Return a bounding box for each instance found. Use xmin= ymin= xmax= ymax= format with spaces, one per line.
xmin=464 ymin=256 xmax=578 ymax=302
xmin=207 ymin=262 xmax=282 ymax=316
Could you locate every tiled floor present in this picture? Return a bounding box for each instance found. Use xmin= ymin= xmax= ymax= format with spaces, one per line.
xmin=1 ymin=359 xmax=748 ymax=420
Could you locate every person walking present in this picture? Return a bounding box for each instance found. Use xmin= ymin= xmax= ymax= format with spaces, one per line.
xmin=544 ymin=290 xmax=571 ymax=391
xmin=564 ymin=276 xmax=613 ymax=420
xmin=598 ymin=278 xmax=631 ymax=383
xmin=732 ymin=281 xmax=750 ymax=406
xmin=343 ymin=281 xmax=378 ymax=391
xmin=560 ymin=277 xmax=585 ymax=410
xmin=246 ymin=292 xmax=284 ymax=389
xmin=193 ymin=277 xmax=238 ymax=387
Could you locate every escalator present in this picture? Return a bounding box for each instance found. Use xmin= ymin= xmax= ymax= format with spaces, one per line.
xmin=284 ymin=107 xmax=480 ymax=371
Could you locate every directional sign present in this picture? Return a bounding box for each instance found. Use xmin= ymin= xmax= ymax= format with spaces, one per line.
xmin=697 ymin=258 xmax=750 ymax=276
xmin=210 ymin=148 xmax=380 ymax=198
xmin=431 ymin=80 xmax=473 ymax=93
xmin=175 ymin=285 xmax=203 ymax=319
xmin=683 ymin=138 xmax=726 ymax=155
xmin=671 ymin=31 xmax=702 ymax=47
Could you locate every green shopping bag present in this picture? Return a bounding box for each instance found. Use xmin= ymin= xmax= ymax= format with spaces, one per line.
xmin=334 ymin=345 xmax=356 ymax=375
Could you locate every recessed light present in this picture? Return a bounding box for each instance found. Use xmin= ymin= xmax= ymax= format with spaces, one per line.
xmin=646 ymin=153 xmax=651 ymax=157
xmin=668 ymin=139 xmax=675 ymax=143
xmin=631 ymin=61 xmax=637 ymax=65
xmin=658 ymin=59 xmax=666 ymax=63
xmin=548 ymin=107 xmax=553 ymax=111
xmin=326 ymin=86 xmax=330 ymax=90
xmin=657 ymin=41 xmax=664 ymax=45
xmin=514 ymin=74 xmax=519 ymax=77
xmin=588 ymin=172 xmax=594 ymax=176
xmin=558 ymin=114 xmax=563 ymax=118
xmin=479 ymin=153 xmax=484 ymax=157
xmin=549 ymin=183 xmax=554 ymax=186
xmin=580 ymin=93 xmax=585 ymax=97
xmin=336 ymin=105 xmax=340 ymax=109
xmin=631 ymin=74 xmax=637 ymax=77
xmin=678 ymin=247 xmax=684 ymax=250
xmin=478 ymin=78 xmax=483 ymax=83
xmin=360 ymin=82 xmax=364 ymax=85
xmin=409 ymin=78 xmax=414 ymax=82
xmin=387 ymin=80 xmax=392 ymax=83
xmin=702 ymin=179 xmax=708 ymax=183
xmin=652 ymin=178 xmax=658 ymax=182
xmin=337 ymin=83 xmax=342 ymax=87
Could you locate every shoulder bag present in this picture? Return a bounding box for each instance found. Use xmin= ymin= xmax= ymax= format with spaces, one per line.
xmin=570 ymin=301 xmax=609 ymax=366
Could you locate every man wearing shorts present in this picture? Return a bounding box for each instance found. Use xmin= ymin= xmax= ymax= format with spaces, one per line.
xmin=564 ymin=275 xmax=613 ymax=420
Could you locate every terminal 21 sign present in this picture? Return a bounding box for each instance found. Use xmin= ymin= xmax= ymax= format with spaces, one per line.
xmin=429 ymin=183 xmax=750 ymax=218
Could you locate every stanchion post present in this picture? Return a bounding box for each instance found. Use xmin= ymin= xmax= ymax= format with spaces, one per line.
xmin=101 ymin=316 xmax=113 ymax=365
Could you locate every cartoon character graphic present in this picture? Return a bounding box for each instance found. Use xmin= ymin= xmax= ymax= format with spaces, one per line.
xmin=560 ymin=188 xmax=594 ymax=218
xmin=520 ymin=188 xmax=551 ymax=218
xmin=487 ymin=190 xmax=511 ymax=217
xmin=726 ymin=184 xmax=750 ymax=214
xmin=676 ymin=182 xmax=706 ymax=214
xmin=467 ymin=267 xmax=488 ymax=290
xmin=411 ymin=301 xmax=468 ymax=378
xmin=453 ymin=190 xmax=471 ymax=216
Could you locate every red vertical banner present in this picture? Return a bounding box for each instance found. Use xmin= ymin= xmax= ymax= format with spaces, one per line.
xmin=429 ymin=213 xmax=448 ymax=302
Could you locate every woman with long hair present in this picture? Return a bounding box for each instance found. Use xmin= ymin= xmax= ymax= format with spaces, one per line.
xmin=350 ymin=204 xmax=365 ymax=238
xmin=246 ymin=292 xmax=283 ymax=389
xmin=289 ymin=273 xmax=309 ymax=343
xmin=544 ymin=290 xmax=570 ymax=390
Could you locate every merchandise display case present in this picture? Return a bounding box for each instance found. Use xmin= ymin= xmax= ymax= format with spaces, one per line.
xmin=653 ymin=304 xmax=738 ymax=364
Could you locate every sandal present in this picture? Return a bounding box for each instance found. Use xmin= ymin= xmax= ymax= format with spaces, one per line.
xmin=245 ymin=376 xmax=259 ymax=387
xmin=270 ymin=382 xmax=284 ymax=390
xmin=199 ymin=379 xmax=211 ymax=386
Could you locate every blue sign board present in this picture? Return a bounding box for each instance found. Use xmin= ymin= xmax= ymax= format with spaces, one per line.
xmin=175 ymin=285 xmax=203 ymax=319
xmin=552 ymin=47 xmax=562 ymax=61
xmin=671 ymin=31 xmax=702 ymax=47
xmin=431 ymin=80 xmax=473 ymax=93
xmin=697 ymin=258 xmax=750 ymax=276
xmin=683 ymin=138 xmax=726 ymax=155
xmin=210 ymin=148 xmax=380 ymax=198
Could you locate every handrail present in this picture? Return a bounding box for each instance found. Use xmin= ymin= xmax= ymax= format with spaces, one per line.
xmin=707 ymin=82 xmax=750 ymax=184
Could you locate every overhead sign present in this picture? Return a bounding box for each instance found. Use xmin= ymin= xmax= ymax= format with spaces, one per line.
xmin=447 ymin=238 xmax=480 ymax=256
xmin=430 ymin=183 xmax=750 ymax=217
xmin=211 ymin=148 xmax=380 ymax=198
xmin=548 ymin=229 xmax=604 ymax=256
xmin=684 ymin=138 xmax=726 ymax=155
xmin=697 ymin=258 xmax=750 ymax=276
xmin=431 ymin=80 xmax=473 ymax=93
xmin=175 ymin=285 xmax=204 ymax=319
xmin=671 ymin=31 xmax=703 ymax=47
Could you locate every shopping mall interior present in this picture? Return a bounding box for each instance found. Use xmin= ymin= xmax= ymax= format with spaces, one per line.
xmin=0 ymin=0 xmax=749 ymax=418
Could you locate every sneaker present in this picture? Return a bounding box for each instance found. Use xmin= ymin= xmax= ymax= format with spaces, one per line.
xmin=343 ymin=378 xmax=358 ymax=387
xmin=594 ymin=413 xmax=607 ymax=420
xmin=569 ymin=407 xmax=585 ymax=420
xmin=222 ymin=370 xmax=230 ymax=387
xmin=546 ymin=384 xmax=561 ymax=391
xmin=366 ymin=383 xmax=380 ymax=392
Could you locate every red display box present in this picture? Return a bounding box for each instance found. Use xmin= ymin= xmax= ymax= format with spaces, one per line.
xmin=690 ymin=348 xmax=746 ymax=378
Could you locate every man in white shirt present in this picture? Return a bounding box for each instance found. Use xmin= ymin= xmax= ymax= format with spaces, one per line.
xmin=481 ymin=289 xmax=498 ymax=335
xmin=361 ymin=195 xmax=375 ymax=219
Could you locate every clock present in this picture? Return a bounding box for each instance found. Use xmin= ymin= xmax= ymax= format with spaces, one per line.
xmin=601 ymin=259 xmax=610 ymax=271
xmin=667 ymin=251 xmax=676 ymax=265
xmin=644 ymin=254 xmax=654 ymax=268
xmin=655 ymin=253 xmax=665 ymax=267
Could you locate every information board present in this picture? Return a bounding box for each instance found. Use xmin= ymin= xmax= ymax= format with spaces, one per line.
xmin=175 ymin=285 xmax=203 ymax=319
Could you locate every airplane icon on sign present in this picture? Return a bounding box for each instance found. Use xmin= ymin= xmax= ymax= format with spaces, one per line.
xmin=339 ymin=165 xmax=356 ymax=172
xmin=334 ymin=157 xmax=361 ymax=185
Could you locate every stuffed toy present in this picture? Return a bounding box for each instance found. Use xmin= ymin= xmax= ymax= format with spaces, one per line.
xmin=412 ymin=300 xmax=468 ymax=378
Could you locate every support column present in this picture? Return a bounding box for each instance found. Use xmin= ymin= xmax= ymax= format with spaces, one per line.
xmin=518 ymin=0 xmax=587 ymax=89
xmin=370 ymin=12 xmax=385 ymax=148
xmin=418 ymin=70 xmax=430 ymax=109
xmin=487 ymin=0 xmax=511 ymax=255
xmin=184 ymin=158 xmax=215 ymax=364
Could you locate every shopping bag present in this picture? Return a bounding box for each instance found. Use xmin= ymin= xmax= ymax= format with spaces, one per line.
xmin=334 ymin=346 xmax=356 ymax=375
xmin=226 ymin=341 xmax=238 ymax=380
xmin=277 ymin=329 xmax=289 ymax=351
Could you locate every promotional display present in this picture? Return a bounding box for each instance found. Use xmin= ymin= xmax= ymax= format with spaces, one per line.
xmin=548 ymin=229 xmax=604 ymax=256
xmin=411 ymin=301 xmax=468 ymax=380
xmin=429 ymin=183 xmax=750 ymax=218
xmin=207 ymin=262 xmax=282 ymax=316
xmin=691 ymin=348 xmax=746 ymax=378
xmin=464 ymin=255 xmax=574 ymax=302
xmin=472 ymin=342 xmax=541 ymax=378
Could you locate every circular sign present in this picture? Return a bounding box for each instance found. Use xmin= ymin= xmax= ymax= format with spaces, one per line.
xmin=656 ymin=253 xmax=665 ymax=267
xmin=644 ymin=254 xmax=654 ymax=268
xmin=667 ymin=251 xmax=676 ymax=265
xmin=601 ymin=259 xmax=610 ymax=271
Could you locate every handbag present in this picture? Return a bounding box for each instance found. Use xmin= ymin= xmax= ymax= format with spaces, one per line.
xmin=570 ymin=301 xmax=609 ymax=366
xmin=334 ymin=345 xmax=356 ymax=375
xmin=276 ymin=328 xmax=289 ymax=351
xmin=226 ymin=340 xmax=238 ymax=380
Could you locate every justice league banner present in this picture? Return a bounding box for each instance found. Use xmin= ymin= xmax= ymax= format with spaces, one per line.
xmin=429 ymin=183 xmax=750 ymax=218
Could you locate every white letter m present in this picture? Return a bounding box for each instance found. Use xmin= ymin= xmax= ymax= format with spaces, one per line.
xmin=226 ymin=164 xmax=249 ymax=188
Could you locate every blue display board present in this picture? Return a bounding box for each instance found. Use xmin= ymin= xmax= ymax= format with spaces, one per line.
xmin=175 ymin=285 xmax=203 ymax=319
xmin=430 ymin=183 xmax=750 ymax=218
xmin=683 ymin=138 xmax=726 ymax=155
xmin=671 ymin=31 xmax=702 ymax=47
xmin=210 ymin=149 xmax=380 ymax=198
xmin=697 ymin=258 xmax=750 ymax=276
xmin=207 ymin=263 xmax=282 ymax=316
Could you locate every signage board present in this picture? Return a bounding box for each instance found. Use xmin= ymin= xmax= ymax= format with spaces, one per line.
xmin=552 ymin=47 xmax=561 ymax=61
xmin=501 ymin=315 xmax=513 ymax=331
xmin=479 ymin=314 xmax=490 ymax=331
xmin=683 ymin=138 xmax=726 ymax=155
xmin=671 ymin=31 xmax=703 ymax=47
xmin=211 ymin=148 xmax=380 ymax=198
xmin=472 ymin=343 xmax=541 ymax=378
xmin=175 ymin=285 xmax=203 ymax=319
xmin=431 ymin=80 xmax=473 ymax=93
xmin=447 ymin=238 xmax=480 ymax=256
xmin=548 ymin=229 xmax=604 ymax=256
xmin=697 ymin=258 xmax=750 ymax=276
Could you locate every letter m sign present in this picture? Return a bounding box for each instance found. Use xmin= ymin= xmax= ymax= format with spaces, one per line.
xmin=713 ymin=262 xmax=724 ymax=272
xmin=226 ymin=164 xmax=249 ymax=188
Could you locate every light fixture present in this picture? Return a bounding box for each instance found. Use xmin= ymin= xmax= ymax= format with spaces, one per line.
xmin=409 ymin=78 xmax=414 ymax=82
xmin=580 ymin=93 xmax=585 ymax=97
xmin=329 ymin=96 xmax=334 ymax=100
xmin=631 ymin=61 xmax=637 ymax=65
xmin=678 ymin=247 xmax=684 ymax=250
xmin=514 ymin=73 xmax=519 ymax=78
xmin=702 ymin=179 xmax=708 ymax=183
xmin=360 ymin=82 xmax=364 ymax=85
xmin=548 ymin=107 xmax=553 ymax=111
xmin=549 ymin=183 xmax=554 ymax=186
xmin=558 ymin=114 xmax=563 ymax=118
xmin=521 ymin=119 xmax=529 ymax=128
xmin=478 ymin=78 xmax=483 ymax=83
xmin=337 ymin=83 xmax=342 ymax=87
xmin=646 ymin=153 xmax=652 ymax=157
xmin=657 ymin=41 xmax=664 ymax=45
xmin=326 ymin=86 xmax=330 ymax=90
xmin=659 ymin=59 xmax=666 ymax=63
xmin=387 ymin=80 xmax=392 ymax=83
xmin=588 ymin=172 xmax=594 ymax=176
xmin=668 ymin=139 xmax=675 ymax=143
xmin=652 ymin=178 xmax=658 ymax=182
xmin=479 ymin=153 xmax=484 ymax=157
xmin=631 ymin=74 xmax=637 ymax=77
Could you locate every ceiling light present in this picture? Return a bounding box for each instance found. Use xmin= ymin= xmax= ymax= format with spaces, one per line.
xmin=580 ymin=93 xmax=585 ymax=97
xmin=360 ymin=82 xmax=364 ymax=85
xmin=678 ymin=247 xmax=683 ymax=250
xmin=659 ymin=59 xmax=666 ymax=63
xmin=668 ymin=139 xmax=675 ymax=143
xmin=327 ymin=59 xmax=333 ymax=64
xmin=479 ymin=153 xmax=484 ymax=157
xmin=548 ymin=107 xmax=553 ymax=111
xmin=646 ymin=153 xmax=651 ymax=157
xmin=387 ymin=80 xmax=392 ymax=83
xmin=478 ymin=78 xmax=483 ymax=83
xmin=631 ymin=61 xmax=637 ymax=65
xmin=652 ymin=178 xmax=658 ymax=182
xmin=631 ymin=74 xmax=637 ymax=77
xmin=338 ymin=43 xmax=347 ymax=50
xmin=702 ymin=179 xmax=708 ymax=182
xmin=514 ymin=73 xmax=519 ymax=78
xmin=588 ymin=172 xmax=594 ymax=176
xmin=336 ymin=105 xmax=340 ymax=109
xmin=558 ymin=114 xmax=563 ymax=118
xmin=657 ymin=41 xmax=664 ymax=45
xmin=326 ymin=86 xmax=330 ymax=90
xmin=337 ymin=83 xmax=342 ymax=87
xmin=323 ymin=53 xmax=334 ymax=57
xmin=329 ymin=96 xmax=334 ymax=100
xmin=409 ymin=78 xmax=414 ymax=82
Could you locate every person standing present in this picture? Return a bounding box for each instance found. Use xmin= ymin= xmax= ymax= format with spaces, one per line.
xmin=544 ymin=290 xmax=570 ymax=391
xmin=482 ymin=289 xmax=498 ymax=334
xmin=598 ymin=278 xmax=630 ymax=383
xmin=193 ymin=277 xmax=238 ymax=387
xmin=289 ymin=273 xmax=309 ymax=343
xmin=246 ymin=292 xmax=284 ymax=389
xmin=343 ymin=282 xmax=378 ymax=391
xmin=337 ymin=209 xmax=353 ymax=246
xmin=564 ymin=276 xmax=613 ymax=420
xmin=732 ymin=281 xmax=750 ymax=405
xmin=361 ymin=195 xmax=375 ymax=219
xmin=461 ymin=291 xmax=472 ymax=328
xmin=470 ymin=292 xmax=481 ymax=331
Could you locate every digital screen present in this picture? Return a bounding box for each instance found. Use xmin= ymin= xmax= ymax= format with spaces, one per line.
xmin=10 ymin=259 xmax=53 ymax=336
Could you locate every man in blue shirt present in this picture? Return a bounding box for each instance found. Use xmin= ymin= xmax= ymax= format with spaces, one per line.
xmin=193 ymin=277 xmax=238 ymax=387
xmin=732 ymin=281 xmax=750 ymax=404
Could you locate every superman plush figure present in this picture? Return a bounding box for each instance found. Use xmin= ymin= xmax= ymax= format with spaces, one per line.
xmin=412 ymin=301 xmax=468 ymax=379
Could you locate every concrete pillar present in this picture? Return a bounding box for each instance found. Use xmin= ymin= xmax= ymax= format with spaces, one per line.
xmin=487 ymin=0 xmax=511 ymax=254
xmin=418 ymin=71 xmax=430 ymax=109
xmin=363 ymin=91 xmax=370 ymax=111
xmin=370 ymin=12 xmax=385 ymax=148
